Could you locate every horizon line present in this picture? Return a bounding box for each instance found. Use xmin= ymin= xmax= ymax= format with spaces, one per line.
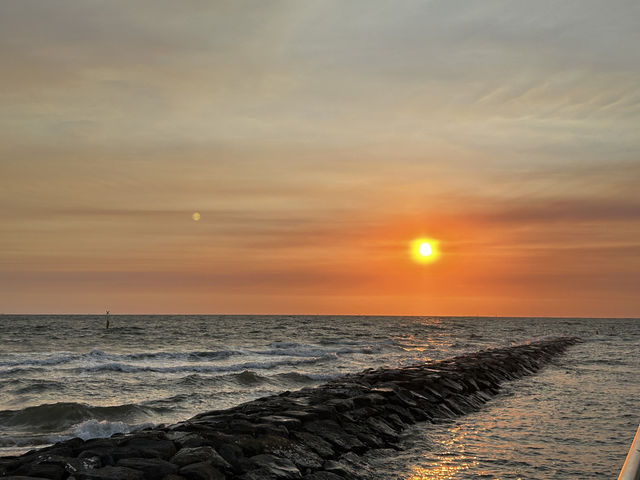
xmin=0 ymin=312 xmax=637 ymax=320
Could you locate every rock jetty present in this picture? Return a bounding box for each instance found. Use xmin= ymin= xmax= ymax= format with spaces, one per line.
xmin=1 ymin=337 xmax=579 ymax=480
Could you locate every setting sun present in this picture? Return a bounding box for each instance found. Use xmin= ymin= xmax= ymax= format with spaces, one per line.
xmin=411 ymin=238 xmax=440 ymax=264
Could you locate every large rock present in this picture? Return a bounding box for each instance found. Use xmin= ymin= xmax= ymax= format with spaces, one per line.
xmin=244 ymin=454 xmax=301 ymax=479
xmin=303 ymin=421 xmax=365 ymax=453
xmin=70 ymin=465 xmax=145 ymax=480
xmin=116 ymin=458 xmax=178 ymax=479
xmin=170 ymin=447 xmax=230 ymax=470
xmin=178 ymin=461 xmax=225 ymax=480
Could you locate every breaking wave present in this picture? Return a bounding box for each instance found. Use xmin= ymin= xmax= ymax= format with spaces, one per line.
xmin=0 ymin=343 xmax=379 ymax=374
xmin=0 ymin=402 xmax=169 ymax=432
xmin=71 ymin=355 xmax=334 ymax=374
xmin=0 ymin=348 xmax=245 ymax=369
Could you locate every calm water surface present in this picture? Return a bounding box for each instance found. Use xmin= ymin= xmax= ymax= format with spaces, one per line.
xmin=0 ymin=315 xmax=638 ymax=479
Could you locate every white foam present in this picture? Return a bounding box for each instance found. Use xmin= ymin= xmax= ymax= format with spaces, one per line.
xmin=72 ymin=419 xmax=155 ymax=440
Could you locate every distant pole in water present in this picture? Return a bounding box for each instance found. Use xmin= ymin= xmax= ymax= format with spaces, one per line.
xmin=105 ymin=310 xmax=110 ymax=329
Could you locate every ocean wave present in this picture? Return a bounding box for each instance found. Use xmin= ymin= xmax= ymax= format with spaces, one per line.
xmin=276 ymin=372 xmax=337 ymax=383
xmin=9 ymin=379 xmax=66 ymax=396
xmin=71 ymin=355 xmax=334 ymax=375
xmin=0 ymin=343 xmax=380 ymax=375
xmin=234 ymin=370 xmax=267 ymax=385
xmin=318 ymin=338 xmax=394 ymax=346
xmin=269 ymin=341 xmax=301 ymax=349
xmin=0 ymin=420 xmax=155 ymax=448
xmin=253 ymin=346 xmax=378 ymax=357
xmin=0 ymin=401 xmax=168 ymax=432
xmin=173 ymin=370 xmax=270 ymax=387
xmin=0 ymin=352 xmax=80 ymax=368
xmin=0 ymin=366 xmax=46 ymax=376
xmin=173 ymin=369 xmax=335 ymax=388
xmin=0 ymin=434 xmax=67 ymax=448
xmin=253 ymin=341 xmax=381 ymax=357
xmin=72 ymin=419 xmax=156 ymax=440
xmin=449 ymin=342 xmax=474 ymax=349
xmin=121 ymin=349 xmax=244 ymax=361
xmin=0 ymin=348 xmax=245 ymax=370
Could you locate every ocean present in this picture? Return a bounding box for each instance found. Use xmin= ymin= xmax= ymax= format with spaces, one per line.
xmin=0 ymin=315 xmax=638 ymax=479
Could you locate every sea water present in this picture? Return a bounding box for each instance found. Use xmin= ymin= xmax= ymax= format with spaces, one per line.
xmin=0 ymin=315 xmax=638 ymax=479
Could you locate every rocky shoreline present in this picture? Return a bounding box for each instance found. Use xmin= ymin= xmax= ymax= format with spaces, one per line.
xmin=1 ymin=337 xmax=579 ymax=480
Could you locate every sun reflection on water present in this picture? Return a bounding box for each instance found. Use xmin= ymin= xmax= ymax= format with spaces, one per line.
xmin=405 ymin=426 xmax=479 ymax=480
xmin=406 ymin=460 xmax=476 ymax=480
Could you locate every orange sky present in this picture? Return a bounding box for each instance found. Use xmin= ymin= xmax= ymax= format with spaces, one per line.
xmin=1 ymin=1 xmax=639 ymax=316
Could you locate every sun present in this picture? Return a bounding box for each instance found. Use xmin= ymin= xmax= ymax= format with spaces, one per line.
xmin=192 ymin=212 xmax=201 ymax=221
xmin=410 ymin=238 xmax=440 ymax=264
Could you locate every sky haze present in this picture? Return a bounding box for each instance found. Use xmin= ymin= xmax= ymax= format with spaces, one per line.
xmin=1 ymin=1 xmax=639 ymax=316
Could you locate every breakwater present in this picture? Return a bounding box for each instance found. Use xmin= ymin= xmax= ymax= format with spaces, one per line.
xmin=1 ymin=337 xmax=579 ymax=480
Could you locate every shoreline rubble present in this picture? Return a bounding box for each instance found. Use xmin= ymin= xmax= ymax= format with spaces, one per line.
xmin=0 ymin=337 xmax=579 ymax=480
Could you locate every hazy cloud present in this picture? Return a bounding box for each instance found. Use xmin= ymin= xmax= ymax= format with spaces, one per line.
xmin=1 ymin=0 xmax=639 ymax=315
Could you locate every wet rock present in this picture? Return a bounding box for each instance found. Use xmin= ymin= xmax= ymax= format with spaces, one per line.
xmin=439 ymin=377 xmax=465 ymax=394
xmin=322 ymin=460 xmax=357 ymax=479
xmin=364 ymin=417 xmax=398 ymax=443
xmin=78 ymin=449 xmax=112 ymax=467
xmin=337 ymin=422 xmax=384 ymax=450
xmin=225 ymin=419 xmax=288 ymax=438
xmin=170 ymin=447 xmax=230 ymax=470
xmin=269 ymin=442 xmax=324 ymax=470
xmin=2 ymin=476 xmax=51 ymax=480
xmin=117 ymin=457 xmax=178 ymax=479
xmin=245 ymin=454 xmax=301 ymax=479
xmin=166 ymin=432 xmax=207 ymax=449
xmin=213 ymin=433 xmax=262 ymax=457
xmin=407 ymin=406 xmax=432 ymax=422
xmin=353 ymin=431 xmax=384 ymax=449
xmin=387 ymin=388 xmax=417 ymax=408
xmin=215 ymin=443 xmax=243 ymax=471
xmin=324 ymin=398 xmax=354 ymax=412
xmin=260 ymin=415 xmax=303 ymax=430
xmin=117 ymin=436 xmax=177 ymax=460
xmin=65 ymin=457 xmax=102 ymax=475
xmin=280 ymin=410 xmax=319 ymax=423
xmin=291 ymin=432 xmax=334 ymax=458
xmin=178 ymin=461 xmax=225 ymax=480
xmin=302 ymin=473 xmax=344 ymax=480
xmin=12 ymin=462 xmax=66 ymax=480
xmin=384 ymin=413 xmax=407 ymax=431
xmin=305 ymin=405 xmax=337 ymax=420
xmin=443 ymin=397 xmax=465 ymax=415
xmin=382 ymin=404 xmax=414 ymax=424
xmin=351 ymin=393 xmax=385 ymax=408
xmin=74 ymin=439 xmax=115 ymax=456
xmin=303 ymin=421 xmax=364 ymax=453
xmin=71 ymin=465 xmax=145 ymax=480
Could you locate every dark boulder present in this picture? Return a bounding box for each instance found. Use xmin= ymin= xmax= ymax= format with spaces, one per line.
xmin=178 ymin=462 xmax=225 ymax=480
xmin=70 ymin=465 xmax=145 ymax=480
xmin=170 ymin=447 xmax=230 ymax=470
xmin=116 ymin=457 xmax=178 ymax=479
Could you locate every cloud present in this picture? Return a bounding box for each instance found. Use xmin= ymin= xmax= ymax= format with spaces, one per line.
xmin=1 ymin=0 xmax=639 ymax=314
xmin=477 ymin=199 xmax=640 ymax=224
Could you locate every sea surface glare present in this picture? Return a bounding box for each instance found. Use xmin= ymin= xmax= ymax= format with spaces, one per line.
xmin=0 ymin=315 xmax=638 ymax=479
